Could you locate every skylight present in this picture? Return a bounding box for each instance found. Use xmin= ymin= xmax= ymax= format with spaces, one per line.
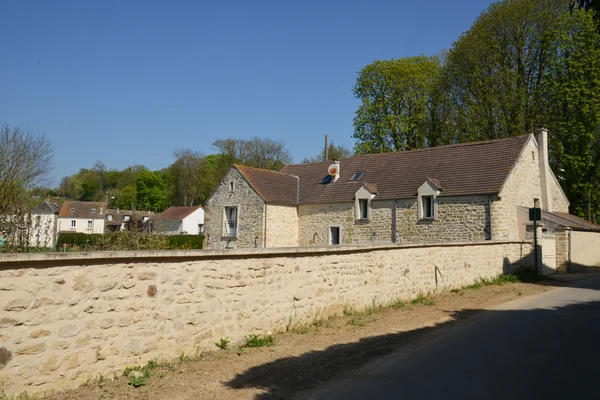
xmin=350 ymin=172 xmax=363 ymax=181
xmin=320 ymin=175 xmax=333 ymax=184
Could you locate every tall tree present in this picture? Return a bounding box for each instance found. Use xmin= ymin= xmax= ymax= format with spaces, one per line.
xmin=212 ymin=137 xmax=292 ymax=170
xmin=353 ymin=55 xmax=442 ymax=153
xmin=136 ymin=171 xmax=167 ymax=212
xmin=170 ymin=149 xmax=204 ymax=206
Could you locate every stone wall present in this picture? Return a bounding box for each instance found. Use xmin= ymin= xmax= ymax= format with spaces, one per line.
xmin=297 ymin=201 xmax=394 ymax=246
xmin=493 ymin=137 xmax=542 ymax=240
xmin=297 ymin=197 xmax=489 ymax=246
xmin=555 ymin=231 xmax=569 ymax=273
xmin=549 ymin=174 xmax=569 ymax=213
xmin=0 ymin=242 xmax=533 ymax=395
xmin=205 ymin=168 xmax=265 ymax=249
xmin=266 ymin=205 xmax=299 ymax=247
xmin=395 ymin=196 xmax=489 ymax=243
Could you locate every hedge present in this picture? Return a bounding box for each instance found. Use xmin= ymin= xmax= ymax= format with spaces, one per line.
xmin=56 ymin=232 xmax=204 ymax=250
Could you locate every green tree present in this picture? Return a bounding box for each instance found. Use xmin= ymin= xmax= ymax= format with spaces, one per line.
xmin=169 ymin=149 xmax=204 ymax=206
xmin=115 ymin=185 xmax=137 ymax=210
xmin=302 ymin=141 xmax=353 ymax=163
xmin=541 ymin=8 xmax=600 ymax=219
xmin=136 ymin=171 xmax=167 ymax=212
xmin=353 ymin=55 xmax=442 ymax=153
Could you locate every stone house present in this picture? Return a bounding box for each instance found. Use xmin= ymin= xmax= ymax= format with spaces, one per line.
xmin=105 ymin=209 xmax=154 ymax=233
xmin=205 ymin=129 xmax=579 ymax=272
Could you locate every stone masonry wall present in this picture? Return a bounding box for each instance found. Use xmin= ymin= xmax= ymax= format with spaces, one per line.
xmin=266 ymin=205 xmax=299 ymax=247
xmin=297 ymin=201 xmax=394 ymax=246
xmin=0 ymin=242 xmax=532 ymax=395
xmin=205 ymin=168 xmax=265 ymax=249
xmin=549 ymin=175 xmax=569 ymax=213
xmin=493 ymin=137 xmax=542 ymax=241
xmin=555 ymin=230 xmax=569 ymax=273
xmin=395 ymin=196 xmax=489 ymax=243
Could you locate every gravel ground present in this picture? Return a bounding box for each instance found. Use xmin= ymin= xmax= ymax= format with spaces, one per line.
xmin=35 ymin=280 xmax=554 ymax=400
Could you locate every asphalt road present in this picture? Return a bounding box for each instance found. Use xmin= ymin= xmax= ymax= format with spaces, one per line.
xmin=308 ymin=277 xmax=600 ymax=400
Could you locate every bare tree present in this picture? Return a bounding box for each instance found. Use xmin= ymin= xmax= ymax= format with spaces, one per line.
xmin=212 ymin=137 xmax=291 ymax=170
xmin=170 ymin=149 xmax=204 ymax=206
xmin=0 ymin=124 xmax=53 ymax=251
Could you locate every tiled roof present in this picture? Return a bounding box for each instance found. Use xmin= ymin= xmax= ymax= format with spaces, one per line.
xmin=58 ymin=201 xmax=106 ymax=219
xmin=235 ymin=165 xmax=299 ymax=206
xmin=151 ymin=206 xmax=202 ymax=221
xmin=32 ymin=201 xmax=60 ymax=214
xmin=281 ymin=135 xmax=531 ymax=204
xmin=543 ymin=211 xmax=600 ymax=232
xmin=105 ymin=209 xmax=154 ymax=225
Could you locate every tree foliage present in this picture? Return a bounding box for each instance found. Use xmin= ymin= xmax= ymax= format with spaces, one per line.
xmin=302 ymin=141 xmax=353 ymax=163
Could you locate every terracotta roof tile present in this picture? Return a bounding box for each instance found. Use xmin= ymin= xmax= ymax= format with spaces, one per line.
xmin=59 ymin=201 xmax=106 ymax=218
xmin=235 ymin=165 xmax=299 ymax=206
xmin=282 ymin=135 xmax=531 ymax=204
xmin=151 ymin=206 xmax=202 ymax=221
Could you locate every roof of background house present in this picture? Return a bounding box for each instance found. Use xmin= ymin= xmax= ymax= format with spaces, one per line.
xmin=58 ymin=201 xmax=106 ymax=218
xmin=105 ymin=209 xmax=154 ymax=225
xmin=234 ymin=165 xmax=299 ymax=206
xmin=151 ymin=206 xmax=202 ymax=222
xmin=541 ymin=210 xmax=600 ymax=232
xmin=280 ymin=134 xmax=531 ymax=204
xmin=32 ymin=201 xmax=60 ymax=214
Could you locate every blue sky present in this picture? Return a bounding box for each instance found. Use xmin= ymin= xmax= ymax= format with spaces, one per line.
xmin=0 ymin=0 xmax=495 ymax=186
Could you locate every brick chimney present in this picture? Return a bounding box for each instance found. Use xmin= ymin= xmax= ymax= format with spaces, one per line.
xmin=537 ymin=127 xmax=552 ymax=212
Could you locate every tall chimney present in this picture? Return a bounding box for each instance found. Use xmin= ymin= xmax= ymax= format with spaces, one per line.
xmin=324 ymin=134 xmax=329 ymax=162
xmin=537 ymin=127 xmax=552 ymax=212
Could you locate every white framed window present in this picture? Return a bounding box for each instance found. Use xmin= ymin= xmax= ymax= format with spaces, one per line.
xmin=70 ymin=220 xmax=76 ymax=228
xmin=87 ymin=220 xmax=93 ymax=229
xmin=198 ymin=223 xmax=204 ymax=234
xmin=329 ymin=226 xmax=341 ymax=245
xmin=224 ymin=206 xmax=238 ymax=236
xmin=422 ymin=196 xmax=434 ymax=219
xmin=123 ymin=215 xmax=130 ymax=222
xmin=358 ymin=199 xmax=369 ymax=220
xmin=107 ymin=214 xmax=113 ymax=221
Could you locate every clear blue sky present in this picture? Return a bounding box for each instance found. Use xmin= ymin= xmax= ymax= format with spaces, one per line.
xmin=0 ymin=0 xmax=495 ymax=186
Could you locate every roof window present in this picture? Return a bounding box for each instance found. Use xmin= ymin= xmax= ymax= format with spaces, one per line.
xmin=70 ymin=208 xmax=75 ymax=212
xmin=350 ymin=172 xmax=363 ymax=181
xmin=320 ymin=175 xmax=333 ymax=185
xmin=92 ymin=208 xmax=96 ymax=213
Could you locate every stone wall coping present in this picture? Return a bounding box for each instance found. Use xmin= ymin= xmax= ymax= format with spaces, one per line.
xmin=0 ymin=240 xmax=532 ymax=267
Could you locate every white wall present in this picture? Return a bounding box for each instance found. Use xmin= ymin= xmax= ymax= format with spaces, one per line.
xmin=181 ymin=208 xmax=205 ymax=234
xmin=29 ymin=214 xmax=58 ymax=248
xmin=57 ymin=217 xmax=105 ymax=234
xmin=571 ymin=231 xmax=600 ymax=270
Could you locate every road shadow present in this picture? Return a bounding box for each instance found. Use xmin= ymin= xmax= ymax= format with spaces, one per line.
xmin=226 ymin=299 xmax=600 ymax=400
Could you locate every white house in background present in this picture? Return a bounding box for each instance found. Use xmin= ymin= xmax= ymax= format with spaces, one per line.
xmin=149 ymin=206 xmax=204 ymax=235
xmin=30 ymin=201 xmax=60 ymax=247
xmin=58 ymin=201 xmax=105 ymax=234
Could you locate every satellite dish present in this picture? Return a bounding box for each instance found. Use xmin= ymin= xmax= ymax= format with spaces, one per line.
xmin=328 ymin=164 xmax=339 ymax=176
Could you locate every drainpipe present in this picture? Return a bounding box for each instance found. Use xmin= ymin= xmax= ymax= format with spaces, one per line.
xmin=263 ymin=203 xmax=268 ymax=248
xmin=392 ymin=200 xmax=397 ymax=243
xmin=567 ymin=228 xmax=572 ymax=273
xmin=487 ymin=196 xmax=493 ymax=241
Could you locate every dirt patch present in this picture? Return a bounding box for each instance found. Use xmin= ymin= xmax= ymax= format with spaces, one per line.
xmin=37 ymin=281 xmax=553 ymax=400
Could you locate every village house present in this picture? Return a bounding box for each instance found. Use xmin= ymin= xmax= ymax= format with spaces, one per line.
xmin=57 ymin=201 xmax=106 ymax=234
xmin=29 ymin=200 xmax=60 ymax=247
xmin=205 ymin=129 xmax=589 ymax=273
xmin=105 ymin=209 xmax=154 ymax=232
xmin=148 ymin=206 xmax=205 ymax=235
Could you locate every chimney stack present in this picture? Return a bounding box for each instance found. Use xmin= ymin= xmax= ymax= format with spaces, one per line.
xmin=537 ymin=127 xmax=552 ymax=212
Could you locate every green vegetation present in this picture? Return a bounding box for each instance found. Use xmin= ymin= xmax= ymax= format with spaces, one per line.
xmin=56 ymin=232 xmax=204 ymax=251
xmin=411 ymin=293 xmax=436 ymax=306
xmin=215 ymin=337 xmax=230 ymax=349
xmin=353 ymin=0 xmax=600 ymax=221
xmin=243 ymin=334 xmax=275 ymax=348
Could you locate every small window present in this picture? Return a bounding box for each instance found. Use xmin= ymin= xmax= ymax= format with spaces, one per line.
xmin=70 ymin=208 xmax=75 ymax=213
xmin=534 ymin=198 xmax=540 ymax=208
xmin=198 ymin=223 xmax=204 ymax=234
xmin=123 ymin=215 xmax=130 ymax=222
xmin=107 ymin=214 xmax=113 ymax=221
xmin=92 ymin=208 xmax=96 ymax=213
xmin=224 ymin=206 xmax=238 ymax=236
xmin=329 ymin=226 xmax=341 ymax=245
xmin=422 ymin=196 xmax=434 ymax=219
xmin=229 ymin=182 xmax=234 ymax=192
xmin=87 ymin=220 xmax=93 ymax=229
xmin=350 ymin=172 xmax=363 ymax=181
xmin=532 ymin=151 xmax=535 ymax=161
xmin=71 ymin=220 xmax=76 ymax=228
xmin=358 ymin=199 xmax=369 ymax=220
